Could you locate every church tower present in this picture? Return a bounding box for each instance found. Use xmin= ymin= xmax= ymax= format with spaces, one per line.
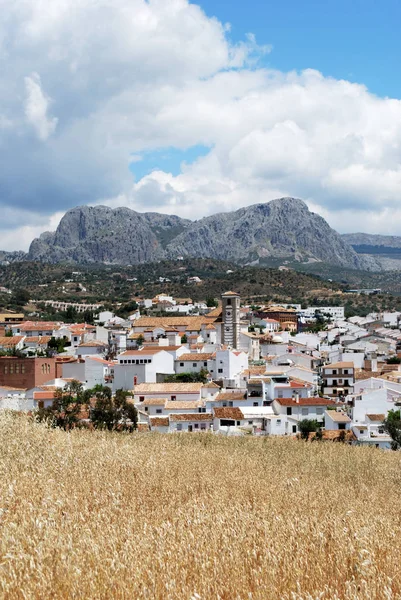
xmin=221 ymin=291 xmax=240 ymax=349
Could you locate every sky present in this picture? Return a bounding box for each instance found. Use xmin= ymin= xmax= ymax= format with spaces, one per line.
xmin=1 ymin=0 xmax=401 ymax=251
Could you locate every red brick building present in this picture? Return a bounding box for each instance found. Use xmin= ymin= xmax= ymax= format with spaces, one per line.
xmin=0 ymin=357 xmax=56 ymax=389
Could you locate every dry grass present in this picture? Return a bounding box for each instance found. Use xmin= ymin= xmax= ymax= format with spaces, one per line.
xmin=1 ymin=413 xmax=401 ymax=599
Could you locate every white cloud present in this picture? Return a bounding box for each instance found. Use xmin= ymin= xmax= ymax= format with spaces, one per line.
xmin=1 ymin=0 xmax=401 ymax=251
xmin=24 ymin=72 xmax=58 ymax=140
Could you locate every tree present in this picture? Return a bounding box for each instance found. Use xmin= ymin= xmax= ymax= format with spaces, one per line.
xmin=383 ymin=409 xmax=401 ymax=450
xmin=64 ymin=306 xmax=78 ymax=322
xmin=37 ymin=381 xmax=89 ymax=430
xmin=387 ymin=356 xmax=401 ymax=365
xmin=298 ymin=419 xmax=319 ymax=440
xmin=206 ymin=297 xmax=218 ymax=308
xmin=181 ymin=334 xmax=188 ymax=343
xmin=12 ymin=288 xmax=30 ymax=306
xmin=90 ymin=386 xmax=137 ymax=431
xmin=48 ymin=336 xmax=68 ymax=354
xmin=136 ymin=334 xmax=144 ymax=347
xmin=164 ymin=368 xmax=208 ymax=384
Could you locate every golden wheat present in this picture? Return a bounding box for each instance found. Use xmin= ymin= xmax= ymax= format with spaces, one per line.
xmin=1 ymin=412 xmax=401 ymax=599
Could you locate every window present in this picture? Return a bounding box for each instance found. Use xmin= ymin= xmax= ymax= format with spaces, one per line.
xmin=144 ymin=407 xmax=148 ymax=412
xmin=301 ymin=408 xmax=308 ymax=416
xmin=227 ymin=299 xmax=231 ymax=306
xmin=139 ymin=396 xmax=144 ymax=402
xmin=359 ymin=429 xmax=364 ymax=434
xmin=332 ymin=380 xmax=338 ymax=387
xmin=287 ymin=407 xmax=292 ymax=415
xmin=198 ymin=407 xmax=206 ymax=413
xmin=332 ymin=370 xmax=337 ymax=375
xmin=276 ymin=420 xmax=281 ymax=425
xmin=344 ymin=369 xmax=349 ymax=374
xmin=316 ymin=408 xmax=323 ymax=415
xmin=200 ymin=423 xmax=206 ymax=430
xmin=10 ymin=364 xmax=14 ymax=374
xmin=248 ymin=421 xmax=253 ymax=425
xmin=156 ymin=409 xmax=162 ymax=414
xmin=236 ymin=421 xmax=240 ymax=426
xmin=333 ymin=389 xmax=337 ymax=395
xmin=15 ymin=364 xmax=19 ymax=374
xmin=344 ymin=380 xmax=349 ymax=387
xmin=292 ymin=425 xmax=297 ymax=433
xmin=218 ymin=368 xmax=223 ymax=373
xmin=229 ymin=401 xmax=233 ymax=407
xmin=379 ymin=428 xmax=384 ymax=434
xmin=193 ymin=363 xmax=197 ymax=367
xmin=338 ymin=423 xmax=346 ymax=430
xmin=177 ymin=424 xmax=182 ymax=431
xmin=204 ymin=362 xmax=207 ymax=367
xmin=171 ymin=396 xmax=176 ymax=401
xmin=253 ymin=401 xmax=258 ymax=407
xmin=180 ymin=362 xmax=184 ymax=367
xmin=194 ymin=424 xmax=199 ymax=429
xmin=222 ymin=402 xmax=227 ymax=407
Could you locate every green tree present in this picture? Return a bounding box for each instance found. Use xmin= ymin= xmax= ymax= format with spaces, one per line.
xmin=387 ymin=357 xmax=401 ymax=365
xmin=206 ymin=297 xmax=218 ymax=308
xmin=136 ymin=334 xmax=144 ymax=347
xmin=90 ymin=386 xmax=137 ymax=431
xmin=12 ymin=288 xmax=30 ymax=306
xmin=383 ymin=409 xmax=401 ymax=450
xmin=64 ymin=306 xmax=78 ymax=322
xmin=298 ymin=419 xmax=319 ymax=440
xmin=181 ymin=334 xmax=188 ymax=343
xmin=37 ymin=381 xmax=89 ymax=430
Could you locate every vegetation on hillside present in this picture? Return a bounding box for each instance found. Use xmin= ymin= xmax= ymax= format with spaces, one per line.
xmin=1 ymin=414 xmax=401 ymax=599
xmin=2 ymin=258 xmax=401 ymax=318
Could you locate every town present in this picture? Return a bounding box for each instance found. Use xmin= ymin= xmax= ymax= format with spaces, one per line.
xmin=1 ymin=290 xmax=400 ymax=448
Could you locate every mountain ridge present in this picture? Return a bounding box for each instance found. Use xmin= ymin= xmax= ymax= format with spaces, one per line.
xmin=20 ymin=197 xmax=378 ymax=270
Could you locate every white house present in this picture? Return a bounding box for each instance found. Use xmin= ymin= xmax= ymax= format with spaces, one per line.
xmin=321 ymin=362 xmax=355 ymax=397
xmin=113 ymin=348 xmax=175 ymax=390
xmin=133 ymin=382 xmax=204 ymax=404
xmin=174 ymin=353 xmax=214 ymax=375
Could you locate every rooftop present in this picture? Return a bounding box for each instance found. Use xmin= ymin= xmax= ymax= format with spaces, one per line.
xmin=213 ymin=407 xmax=244 ymax=420
xmin=170 ymin=413 xmax=213 ymax=422
xmin=134 ymin=382 xmax=203 ymax=393
xmin=275 ymin=397 xmax=337 ymax=407
xmin=325 ymin=410 xmax=351 ymax=423
xmin=366 ymin=413 xmax=386 ymax=422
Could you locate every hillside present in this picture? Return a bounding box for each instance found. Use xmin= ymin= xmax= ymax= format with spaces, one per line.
xmin=1 ymin=413 xmax=401 ymax=599
xmin=343 ymin=232 xmax=401 ymax=249
xmin=26 ymin=198 xmax=377 ymax=270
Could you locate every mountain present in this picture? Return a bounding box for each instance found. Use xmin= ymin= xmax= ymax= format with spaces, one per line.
xmin=27 ymin=198 xmax=377 ymax=269
xmin=0 ymin=250 xmax=28 ymax=264
xmin=28 ymin=206 xmax=190 ymax=264
xmin=342 ymin=233 xmax=401 ymax=249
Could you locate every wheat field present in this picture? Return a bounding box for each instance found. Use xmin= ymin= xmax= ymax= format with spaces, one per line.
xmin=1 ymin=413 xmax=401 ymax=599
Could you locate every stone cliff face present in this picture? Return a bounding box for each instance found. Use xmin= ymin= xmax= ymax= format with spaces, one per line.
xmin=166 ymin=198 xmax=371 ymax=269
xmin=29 ymin=206 xmax=189 ymax=264
xmin=27 ymin=198 xmax=375 ymax=269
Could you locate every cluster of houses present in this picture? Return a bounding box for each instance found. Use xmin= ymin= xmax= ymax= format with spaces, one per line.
xmin=1 ymin=296 xmax=401 ymax=448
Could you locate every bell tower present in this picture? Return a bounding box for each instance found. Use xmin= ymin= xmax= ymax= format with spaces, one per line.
xmin=221 ymin=291 xmax=240 ymax=349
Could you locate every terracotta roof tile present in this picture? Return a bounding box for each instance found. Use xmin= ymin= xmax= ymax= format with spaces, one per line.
xmin=134 ymin=383 xmax=203 ymax=393
xmin=275 ymin=397 xmax=336 ymax=407
xmin=170 ymin=413 xmax=213 ymax=422
xmin=213 ymin=407 xmax=244 ymax=420
xmin=150 ymin=417 xmax=169 ymax=427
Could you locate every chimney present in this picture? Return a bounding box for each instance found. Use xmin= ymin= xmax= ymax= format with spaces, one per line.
xmin=295 ymin=393 xmax=300 ymax=403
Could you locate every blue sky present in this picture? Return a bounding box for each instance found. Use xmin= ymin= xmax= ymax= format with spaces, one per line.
xmin=201 ymin=0 xmax=401 ymax=98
